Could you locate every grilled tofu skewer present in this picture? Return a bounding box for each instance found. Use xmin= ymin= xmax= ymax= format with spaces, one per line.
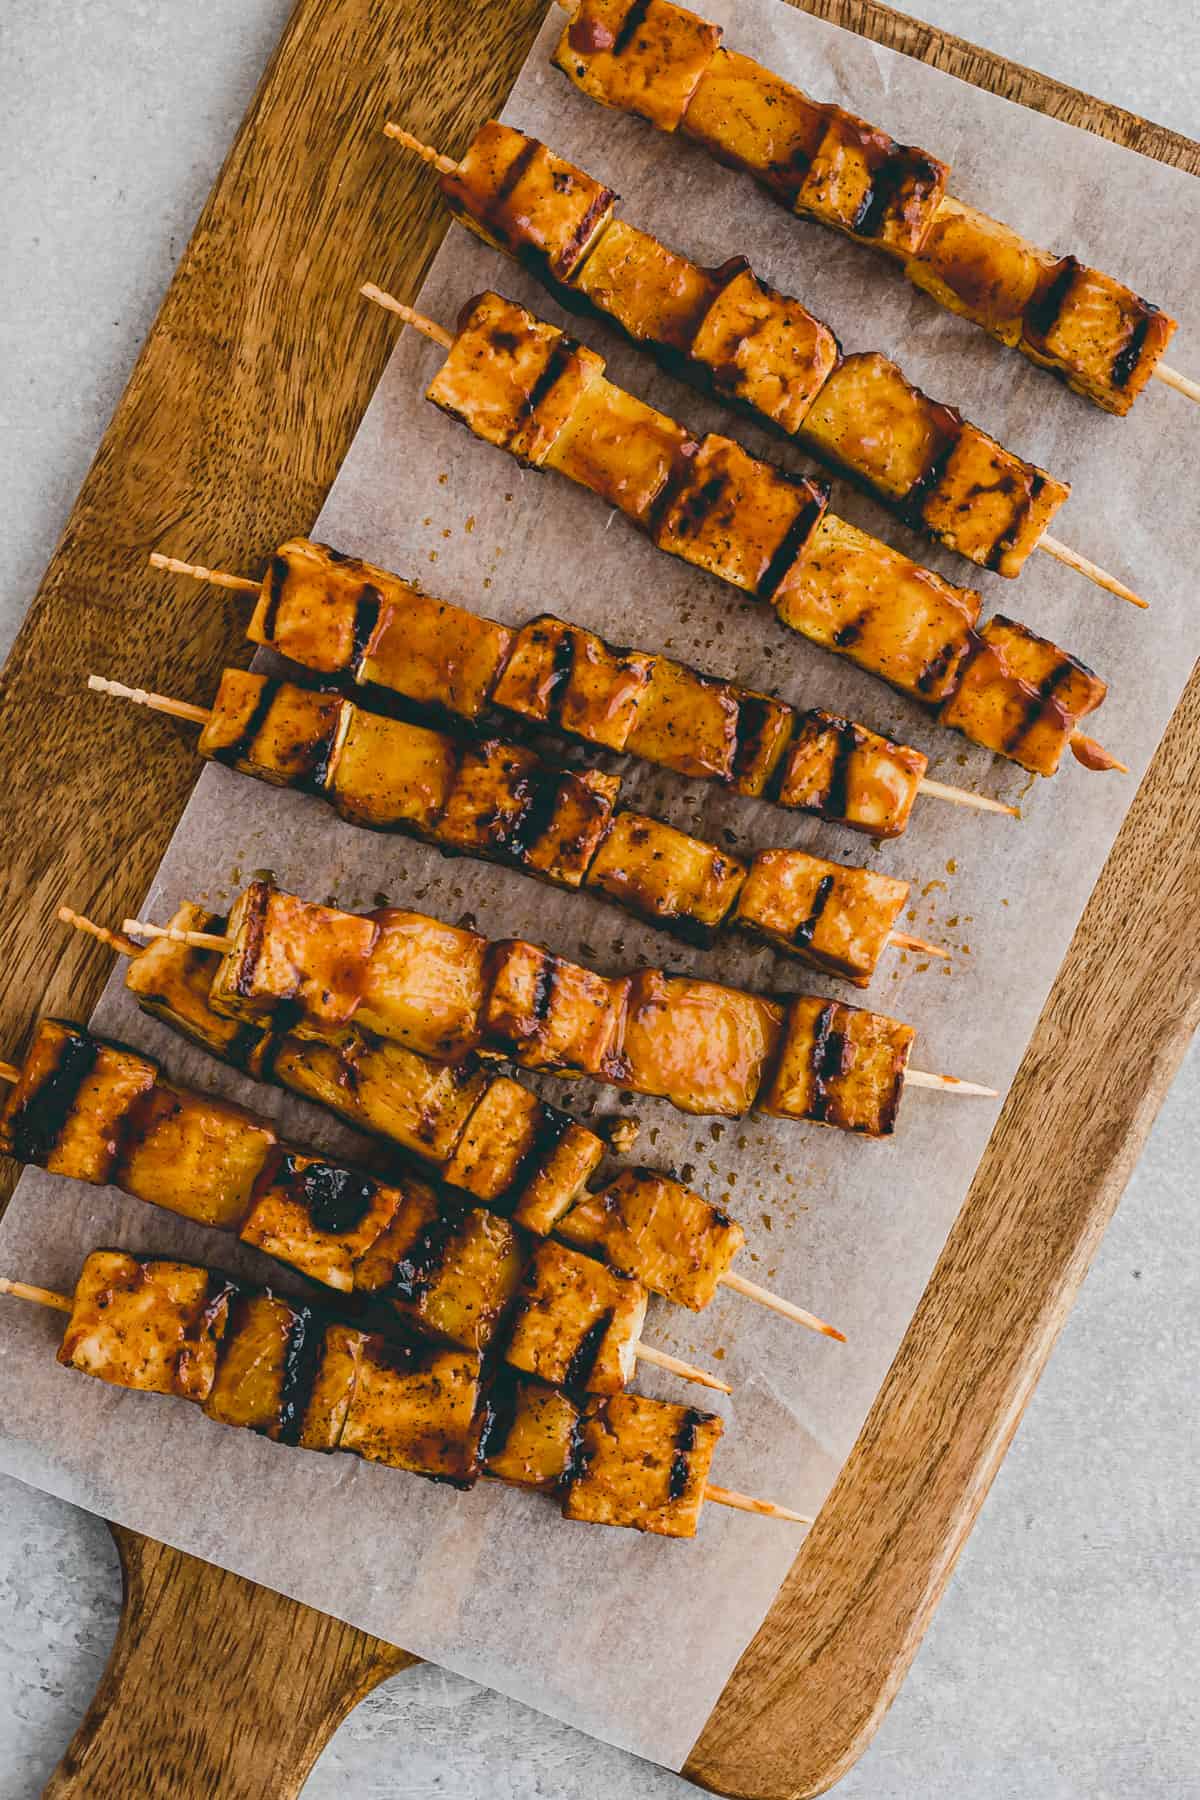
xmin=48 ymin=920 xmax=846 ymax=1340
xmin=151 ymin=541 xmax=1018 ymax=834
xmin=0 ymin=1261 xmax=809 ymax=1534
xmin=101 ymin=875 xmax=997 ymax=1134
xmin=0 ymin=1027 xmax=732 ymax=1392
xmin=360 ymin=285 xmax=1121 ymax=781
xmin=548 ymin=0 xmax=1190 ymax=417
xmin=386 ymin=122 xmax=1136 ymax=603
xmin=86 ymin=670 xmax=948 ymax=987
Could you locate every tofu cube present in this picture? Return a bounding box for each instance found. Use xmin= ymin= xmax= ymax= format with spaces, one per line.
xmin=734 ymin=850 xmax=909 ymax=985
xmin=690 ymin=266 xmax=840 ymax=435
xmin=624 ymin=656 xmax=740 ymax=780
xmin=238 ymin=1152 xmax=404 ymax=1294
xmin=906 ymin=195 xmax=1056 ymax=345
xmin=339 ymin=1336 xmax=484 ymax=1484
xmin=553 ymin=0 xmax=721 ymax=132
xmin=728 ymin=688 xmax=797 ymax=798
xmin=800 ymin=351 xmax=958 ymax=503
xmin=792 ymin=107 xmax=946 ymax=254
xmin=442 ymin=1076 xmax=557 ymax=1206
xmin=585 ymin=811 xmax=747 ymax=943
xmin=481 ymin=938 xmax=629 ymax=1078
xmin=199 ymin=672 xmax=349 ymax=789
xmin=556 ymin=1169 xmax=745 ymax=1309
xmin=328 ymin=705 xmax=458 ymax=832
xmin=521 ymin=768 xmax=621 ymax=889
xmin=919 ymin=425 xmax=1069 ymax=576
xmin=272 ymin=1027 xmax=486 ymax=1164
xmin=774 ymin=513 xmax=981 ymax=705
xmin=0 ymin=1020 xmax=156 ymax=1183
xmin=620 ymin=970 xmax=782 ymax=1116
xmin=480 ymin=1373 xmax=580 ymax=1491
xmin=939 ymin=615 xmax=1107 ymax=776
xmin=59 ymin=1251 xmax=230 ymax=1402
xmin=433 ymin=739 xmax=545 ymax=858
xmin=361 ymin=586 xmax=512 ymax=722
xmin=1022 ymin=257 xmax=1176 ymax=414
xmin=124 ymin=904 xmax=275 ymax=1071
xmin=354 ymin=1180 xmax=527 ymax=1352
xmin=774 ymin=711 xmax=926 ymax=839
xmin=210 ymin=882 xmax=376 ymax=1029
xmin=492 ymin=616 xmax=653 ymax=753
xmin=247 ymin=538 xmax=368 ymax=675
xmin=505 ymin=1240 xmax=647 ymax=1393
xmin=544 ymin=374 xmax=697 ymax=528
xmin=655 ymin=434 xmax=827 ymax=600
xmin=683 ymin=49 xmax=824 ymax=195
xmin=356 ymin=908 xmax=488 ymax=1060
xmin=203 ymin=1291 xmax=299 ymax=1436
xmin=299 ymin=1322 xmax=367 ymax=1452
xmin=116 ymin=1084 xmax=277 ymax=1230
xmin=563 ymin=1392 xmax=722 ymax=1536
xmin=572 ymin=218 xmax=718 ymax=352
xmin=759 ymin=995 xmax=914 ymax=1136
xmin=509 ymin=1121 xmax=607 ymax=1238
xmin=442 ymin=122 xmax=615 ymax=283
xmin=427 ymin=292 xmax=604 ymax=465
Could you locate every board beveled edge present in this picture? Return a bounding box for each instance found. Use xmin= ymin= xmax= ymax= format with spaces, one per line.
xmin=686 ymin=7 xmax=1200 ymax=1795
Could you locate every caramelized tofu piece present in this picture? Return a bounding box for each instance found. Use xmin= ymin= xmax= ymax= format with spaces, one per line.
xmin=327 ymin=706 xmax=458 ymax=833
xmin=510 ymin=1121 xmax=607 ymax=1238
xmin=775 ymin=512 xmax=981 ymax=705
xmin=273 ymin=1027 xmax=486 ymax=1164
xmin=585 ymin=811 xmax=746 ymax=943
xmin=553 ymin=0 xmax=721 ymax=132
xmin=124 ymin=905 xmax=274 ymax=1071
xmin=443 ymin=1077 xmax=570 ymax=1211
xmin=442 ymin=122 xmax=615 ymax=283
xmin=938 ymin=615 xmax=1107 ymax=776
xmin=361 ymin=587 xmax=512 ymax=722
xmin=801 ymin=352 xmax=958 ymax=503
xmin=355 ymin=1180 xmax=527 ymax=1352
xmin=59 ymin=1251 xmax=229 ymax=1401
xmin=116 ymin=1084 xmax=277 ymax=1230
xmin=729 ymin=688 xmax=797 ymax=798
xmin=238 ymin=1153 xmax=403 ymax=1294
xmin=211 ymin=882 xmax=376 ymax=1029
xmin=655 ymin=434 xmax=827 ymax=600
xmin=683 ymin=48 xmax=824 ymax=192
xmin=480 ymin=1373 xmax=579 ymax=1490
xmin=339 ymin=1335 xmax=484 ymax=1484
xmin=481 ymin=938 xmax=629 ymax=1079
xmin=299 ymin=1321 xmax=366 ymax=1451
xmin=621 ymin=970 xmax=783 ymax=1116
xmin=544 ymin=372 xmax=696 ymax=528
xmin=690 ymin=265 xmax=839 ymax=436
xmin=433 ymin=738 xmax=545 ymax=859
xmin=248 ymin=538 xmax=377 ymax=676
xmin=428 ymin=292 xmax=604 ymax=465
xmin=203 ymin=1291 xmax=300 ymax=1436
xmin=734 ymin=850 xmax=909 ymax=985
xmin=1022 ymin=257 xmax=1176 ymax=414
xmin=775 ymin=711 xmax=926 ymax=838
xmin=624 ymin=656 xmax=739 ymax=780
xmin=356 ymin=908 xmax=487 ymax=1059
xmin=920 ymin=425 xmax=1069 ymax=576
xmin=557 ymin=1169 xmax=744 ymax=1309
xmin=906 ymin=195 xmax=1057 ymax=345
xmin=759 ymin=995 xmax=914 ymax=1136
xmin=572 ymin=218 xmax=719 ymax=352
xmin=563 ymin=1393 xmax=722 ymax=1536
xmin=199 ymin=673 xmax=349 ymax=789
xmin=492 ymin=616 xmax=654 ymax=753
xmin=790 ymin=106 xmax=946 ymax=255
xmin=0 ymin=1020 xmax=156 ymax=1183
xmin=505 ymin=1240 xmax=647 ymax=1394
xmin=522 ymin=768 xmax=621 ymax=889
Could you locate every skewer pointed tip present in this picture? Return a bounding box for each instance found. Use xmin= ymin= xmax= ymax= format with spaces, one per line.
xmin=704 ymin=1482 xmax=812 ymax=1524
xmin=1038 ymin=533 xmax=1148 ymax=609
xmin=917 ymin=776 xmax=1020 ymax=819
xmin=1153 ymin=361 xmax=1200 ymax=405
xmin=905 ymin=1068 xmax=999 ymax=1099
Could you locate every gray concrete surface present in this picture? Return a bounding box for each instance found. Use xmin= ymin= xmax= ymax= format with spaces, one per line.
xmin=1 ymin=3 xmax=1197 ymax=1796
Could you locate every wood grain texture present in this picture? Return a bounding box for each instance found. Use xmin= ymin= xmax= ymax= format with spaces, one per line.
xmin=1 ymin=0 xmax=1194 ymax=1796
xmin=42 ymin=1529 xmax=415 ymax=1800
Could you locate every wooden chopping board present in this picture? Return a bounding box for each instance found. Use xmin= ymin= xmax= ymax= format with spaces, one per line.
xmin=1 ymin=1 xmax=1196 ymax=1794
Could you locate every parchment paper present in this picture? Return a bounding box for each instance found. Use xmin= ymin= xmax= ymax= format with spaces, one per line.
xmin=2 ymin=0 xmax=1198 ymax=1769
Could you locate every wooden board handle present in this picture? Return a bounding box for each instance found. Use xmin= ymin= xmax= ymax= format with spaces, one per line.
xmin=44 ymin=1526 xmax=416 ymax=1800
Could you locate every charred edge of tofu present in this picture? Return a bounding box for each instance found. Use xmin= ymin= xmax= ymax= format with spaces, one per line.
xmin=274 ymin=1153 xmax=384 ymax=1235
xmin=1 ymin=1023 xmax=100 ymax=1164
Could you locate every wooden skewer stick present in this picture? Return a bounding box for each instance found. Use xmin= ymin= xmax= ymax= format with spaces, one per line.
xmin=889 ymin=930 xmax=953 ymax=961
xmin=1153 ymin=363 xmax=1200 ymax=405
xmin=383 ymin=123 xmax=461 ymax=177
xmin=87 ymin=673 xmax=211 ymax=725
xmin=635 ymin=1342 xmax=731 ymax=1393
xmin=1037 ymin=534 xmax=1146 ymax=610
xmin=56 ymin=907 xmax=141 ymax=958
xmin=915 ymin=777 xmax=1018 ymax=816
xmin=148 ymin=551 xmax=258 ymax=594
xmin=718 ymin=1271 xmax=844 ymax=1340
xmin=0 ymin=1279 xmax=807 ymax=1522
xmin=360 ymin=283 xmax=453 ymax=348
xmin=903 ymin=1068 xmax=999 ymax=1098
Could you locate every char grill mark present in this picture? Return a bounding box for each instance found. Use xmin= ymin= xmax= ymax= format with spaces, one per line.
xmin=792 ymin=874 xmax=835 ymax=950
xmin=388 ymin=1202 xmax=466 ymax=1303
xmin=279 ymin=1153 xmax=379 ymax=1234
xmin=6 ymin=1028 xmax=99 ymax=1165
xmin=500 ymin=1105 xmax=573 ymax=1213
xmin=668 ymin=1405 xmax=705 ymax=1498
xmin=260 ymin=556 xmax=289 ymax=644
xmin=824 ymin=718 xmax=861 ymax=822
xmin=565 ymin=1308 xmax=616 ymax=1390
xmin=210 ymin=677 xmax=279 ymax=767
xmin=1112 ymin=307 xmax=1154 ymax=390
xmin=350 ymin=585 xmax=383 ymax=676
xmin=756 ymin=483 xmax=828 ymax=603
xmin=612 ymin=0 xmax=654 ymax=55
xmin=277 ymin=1304 xmax=322 ymax=1446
